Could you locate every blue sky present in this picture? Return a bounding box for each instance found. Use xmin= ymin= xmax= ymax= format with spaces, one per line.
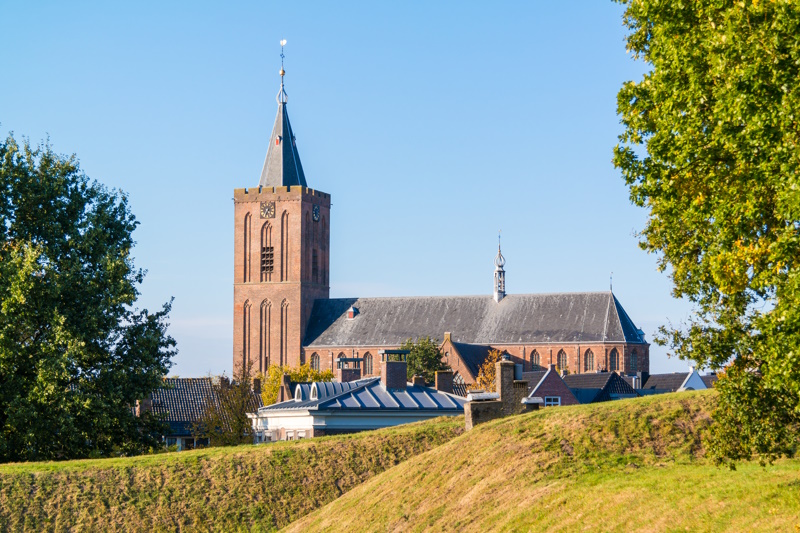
xmin=1 ymin=1 xmax=696 ymax=376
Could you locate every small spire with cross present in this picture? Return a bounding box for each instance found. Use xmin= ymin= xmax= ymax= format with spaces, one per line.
xmin=494 ymin=230 xmax=506 ymax=302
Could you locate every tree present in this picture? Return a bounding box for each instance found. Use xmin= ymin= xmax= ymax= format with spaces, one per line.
xmin=400 ymin=337 xmax=450 ymax=384
xmin=0 ymin=134 xmax=175 ymax=462
xmin=260 ymin=363 xmax=335 ymax=406
xmin=614 ymin=1 xmax=800 ymax=465
xmin=474 ymin=349 xmax=502 ymax=392
xmin=193 ymin=361 xmax=260 ymax=447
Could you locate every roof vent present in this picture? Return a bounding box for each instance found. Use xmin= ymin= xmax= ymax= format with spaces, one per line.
xmin=347 ymin=306 xmax=358 ymax=319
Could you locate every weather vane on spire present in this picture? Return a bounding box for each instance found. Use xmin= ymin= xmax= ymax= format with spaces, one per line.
xmin=498 ymin=230 xmax=502 ymax=250
xmin=277 ymin=39 xmax=288 ymax=104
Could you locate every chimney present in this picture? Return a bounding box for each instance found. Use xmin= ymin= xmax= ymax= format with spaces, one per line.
xmin=411 ymin=375 xmax=426 ymax=387
xmin=435 ymin=370 xmax=454 ymax=394
xmin=335 ymin=357 xmax=363 ymax=383
xmin=135 ymin=397 xmax=152 ymax=417
xmin=346 ymin=306 xmax=358 ymax=319
xmin=379 ymin=349 xmax=409 ymax=391
xmin=636 ymin=371 xmax=649 ymax=389
xmin=278 ymin=373 xmax=292 ymax=403
xmin=549 ymin=363 xmax=557 ymax=372
xmin=495 ymin=357 xmax=515 ymax=404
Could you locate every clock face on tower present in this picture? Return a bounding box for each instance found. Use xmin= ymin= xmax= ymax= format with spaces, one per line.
xmin=312 ymin=205 xmax=320 ymax=222
xmin=260 ymin=201 xmax=276 ymax=219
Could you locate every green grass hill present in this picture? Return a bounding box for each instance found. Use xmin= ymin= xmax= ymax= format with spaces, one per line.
xmin=0 ymin=418 xmax=462 ymax=532
xmin=286 ymin=391 xmax=800 ymax=532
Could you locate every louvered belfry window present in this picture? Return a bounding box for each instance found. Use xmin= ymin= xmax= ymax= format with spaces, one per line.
xmin=261 ymin=245 xmax=274 ymax=274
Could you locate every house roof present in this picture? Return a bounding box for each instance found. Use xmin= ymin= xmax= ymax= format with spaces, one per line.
xmin=701 ymin=374 xmax=718 ymax=388
xmin=450 ymin=342 xmax=493 ymax=379
xmin=258 ymin=377 xmax=466 ymax=414
xmin=304 ymin=292 xmax=646 ymax=348
xmin=149 ymin=378 xmax=263 ymax=436
xmin=562 ymin=372 xmax=639 ymax=403
xmin=521 ymin=370 xmax=548 ymax=395
xmin=640 ymin=373 xmax=691 ymax=392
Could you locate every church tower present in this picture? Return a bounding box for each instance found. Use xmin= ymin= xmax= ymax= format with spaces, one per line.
xmin=233 ymin=46 xmax=331 ymax=373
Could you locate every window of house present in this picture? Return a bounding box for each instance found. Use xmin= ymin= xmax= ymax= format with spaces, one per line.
xmin=261 ymin=245 xmax=274 ymax=274
xmin=544 ymin=396 xmax=561 ymax=407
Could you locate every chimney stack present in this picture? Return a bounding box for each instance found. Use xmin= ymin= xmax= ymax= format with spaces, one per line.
xmin=435 ymin=370 xmax=454 ymax=394
xmin=411 ymin=375 xmax=426 ymax=387
xmin=335 ymin=357 xmax=363 ymax=383
xmin=278 ymin=373 xmax=292 ymax=403
xmin=379 ymin=349 xmax=409 ymax=391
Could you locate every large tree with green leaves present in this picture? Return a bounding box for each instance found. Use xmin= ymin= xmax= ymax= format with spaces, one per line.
xmin=0 ymin=134 xmax=175 ymax=462
xmin=614 ymin=0 xmax=800 ymax=465
xmin=400 ymin=337 xmax=450 ymax=384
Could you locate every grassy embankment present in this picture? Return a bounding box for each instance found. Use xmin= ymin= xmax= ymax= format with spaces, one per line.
xmin=0 ymin=418 xmax=463 ymax=532
xmin=287 ymin=391 xmax=800 ymax=532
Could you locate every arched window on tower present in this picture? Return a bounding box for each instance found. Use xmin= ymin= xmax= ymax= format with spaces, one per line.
xmin=243 ymin=213 xmax=251 ymax=282
xmin=261 ymin=222 xmax=273 ymax=282
xmin=311 ymin=353 xmax=320 ymax=371
xmin=609 ymin=348 xmax=619 ymax=371
xmin=243 ymin=300 xmax=252 ymax=368
xmin=629 ymin=349 xmax=638 ymax=374
xmin=280 ymin=211 xmax=289 ymax=281
xmin=363 ymin=352 xmax=373 ymax=375
xmin=305 ymin=211 xmax=311 ymax=281
xmin=584 ymin=349 xmax=594 ymax=373
xmin=531 ymin=350 xmax=541 ymax=369
xmin=557 ymin=350 xmax=568 ymax=372
xmin=259 ymin=300 xmax=271 ymax=372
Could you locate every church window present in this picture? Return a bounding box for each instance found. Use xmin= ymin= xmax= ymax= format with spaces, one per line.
xmin=584 ymin=349 xmax=594 ymax=373
xmin=364 ymin=352 xmax=373 ymax=375
xmin=557 ymin=350 xmax=568 ymax=372
xmin=531 ymin=350 xmax=540 ymax=369
xmin=311 ymin=353 xmax=320 ymax=372
xmin=312 ymin=249 xmax=319 ymax=282
xmin=261 ymin=223 xmax=273 ymax=280
xmin=243 ymin=213 xmax=252 ymax=282
xmin=629 ymin=350 xmax=638 ymax=373
xmin=609 ymin=348 xmax=619 ymax=371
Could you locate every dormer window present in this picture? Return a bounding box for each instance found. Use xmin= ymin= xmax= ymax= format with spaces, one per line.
xmin=347 ymin=306 xmax=358 ymax=319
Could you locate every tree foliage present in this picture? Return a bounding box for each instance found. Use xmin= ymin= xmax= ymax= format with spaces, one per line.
xmin=260 ymin=363 xmax=335 ymax=406
xmin=193 ymin=362 xmax=259 ymax=447
xmin=474 ymin=349 xmax=503 ymax=392
xmin=0 ymin=134 xmax=175 ymax=462
xmin=400 ymin=337 xmax=450 ymax=384
xmin=614 ymin=0 xmax=800 ymax=465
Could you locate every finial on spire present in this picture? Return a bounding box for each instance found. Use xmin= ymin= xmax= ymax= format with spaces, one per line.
xmin=610 ymin=271 xmax=613 ymax=292
xmin=494 ymin=232 xmax=506 ymax=302
xmin=277 ymin=39 xmax=288 ymax=104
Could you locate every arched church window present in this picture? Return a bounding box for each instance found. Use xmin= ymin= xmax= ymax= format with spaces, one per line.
xmin=363 ymin=352 xmax=373 ymax=375
xmin=531 ymin=350 xmax=540 ymax=369
xmin=261 ymin=222 xmax=273 ymax=281
xmin=609 ymin=348 xmax=619 ymax=371
xmin=243 ymin=213 xmax=251 ymax=282
xmin=311 ymin=353 xmax=320 ymax=371
xmin=280 ymin=211 xmax=289 ymax=281
xmin=630 ymin=350 xmax=638 ymax=373
xmin=557 ymin=350 xmax=568 ymax=372
xmin=584 ymin=349 xmax=594 ymax=373
xmin=305 ymin=211 xmax=311 ymax=281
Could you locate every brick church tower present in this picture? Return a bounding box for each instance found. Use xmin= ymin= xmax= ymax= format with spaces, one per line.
xmin=233 ymin=60 xmax=330 ymax=373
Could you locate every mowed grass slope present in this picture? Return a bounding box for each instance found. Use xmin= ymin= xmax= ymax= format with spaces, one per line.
xmin=286 ymin=391 xmax=800 ymax=532
xmin=0 ymin=417 xmax=463 ymax=532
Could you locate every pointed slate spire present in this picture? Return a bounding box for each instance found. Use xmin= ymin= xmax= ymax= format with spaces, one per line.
xmin=258 ymin=42 xmax=308 ymax=188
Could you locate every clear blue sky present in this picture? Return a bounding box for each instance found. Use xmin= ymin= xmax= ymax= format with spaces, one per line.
xmin=1 ymin=1 xmax=696 ymax=376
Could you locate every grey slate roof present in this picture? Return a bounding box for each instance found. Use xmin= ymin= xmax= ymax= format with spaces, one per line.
xmin=149 ymin=378 xmax=263 ymax=436
xmin=452 ymin=374 xmax=469 ymax=397
xmin=562 ymin=372 xmax=639 ymax=404
xmin=258 ymin=102 xmax=307 ymax=188
xmin=701 ymin=374 xmax=718 ymax=388
xmin=258 ymin=377 xmax=466 ymax=414
xmin=640 ymin=373 xmax=690 ymax=392
xmin=304 ymin=292 xmax=646 ymax=348
xmin=451 ymin=342 xmax=492 ymax=378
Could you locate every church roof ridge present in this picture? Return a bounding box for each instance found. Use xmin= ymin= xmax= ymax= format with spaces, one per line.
xmin=321 ymin=291 xmax=616 ymax=302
